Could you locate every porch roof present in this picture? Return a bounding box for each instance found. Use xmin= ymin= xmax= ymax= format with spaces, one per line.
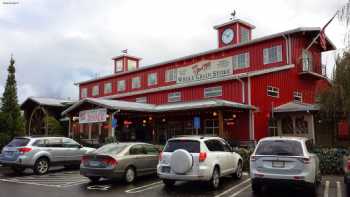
xmin=21 ymin=97 xmax=75 ymax=109
xmin=61 ymin=98 xmax=255 ymax=115
xmin=273 ymin=102 xmax=320 ymax=113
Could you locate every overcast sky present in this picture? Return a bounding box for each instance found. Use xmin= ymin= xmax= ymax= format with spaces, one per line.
xmin=0 ymin=0 xmax=348 ymax=102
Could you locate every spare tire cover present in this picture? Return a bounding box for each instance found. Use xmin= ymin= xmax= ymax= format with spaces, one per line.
xmin=170 ymin=149 xmax=193 ymax=174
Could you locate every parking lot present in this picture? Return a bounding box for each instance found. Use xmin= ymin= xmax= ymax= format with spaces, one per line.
xmin=0 ymin=167 xmax=346 ymax=197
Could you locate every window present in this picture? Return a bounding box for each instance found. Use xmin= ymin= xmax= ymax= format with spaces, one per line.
xmin=144 ymin=144 xmax=159 ymax=155
xmin=132 ymin=76 xmax=141 ymax=89
xmin=267 ymin=86 xmax=279 ymax=98
xmin=104 ymin=83 xmax=112 ymax=94
xmin=205 ymin=140 xmax=225 ymax=152
xmin=129 ymin=144 xmax=146 ymax=155
xmin=240 ymin=27 xmax=250 ymax=43
xmin=163 ymin=140 xmax=200 ymax=153
xmin=168 ymin=92 xmax=181 ymax=103
xmin=148 ymin=73 xmax=157 ymax=86
xmin=47 ymin=138 xmax=63 ymax=148
xmin=204 ymin=86 xmax=222 ymax=98
xmin=293 ymin=91 xmax=302 ymax=103
xmin=81 ymin=88 xmax=87 ymax=98
xmin=62 ymin=138 xmax=80 ymax=148
xmin=95 ymin=143 xmax=128 ymax=154
xmin=115 ymin=60 xmax=123 ymax=72
xmin=165 ymin=69 xmax=177 ymax=82
xmin=255 ymin=140 xmax=303 ymax=156
xmin=295 ymin=115 xmax=308 ymax=134
xmin=92 ymin=85 xmax=99 ymax=96
xmin=233 ymin=52 xmax=250 ymax=69
xmin=127 ymin=59 xmax=137 ymax=71
xmin=204 ymin=119 xmax=219 ymax=135
xmin=117 ymin=80 xmax=126 ymax=92
xmin=281 ymin=115 xmax=293 ymax=134
xmin=136 ymin=97 xmax=147 ymax=103
xmin=263 ymin=45 xmax=282 ymax=64
xmin=302 ymin=49 xmax=313 ymax=72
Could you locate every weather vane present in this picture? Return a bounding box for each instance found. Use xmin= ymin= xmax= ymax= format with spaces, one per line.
xmin=230 ymin=10 xmax=236 ymax=20
xmin=121 ymin=49 xmax=128 ymax=54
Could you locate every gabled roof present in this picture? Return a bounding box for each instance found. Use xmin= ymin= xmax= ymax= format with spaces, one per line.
xmin=75 ymin=27 xmax=336 ymax=85
xmin=21 ymin=97 xmax=75 ymax=109
xmin=273 ymin=102 xmax=320 ymax=113
xmin=61 ymin=98 xmax=255 ymax=115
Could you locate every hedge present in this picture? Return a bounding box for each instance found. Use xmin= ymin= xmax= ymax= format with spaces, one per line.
xmin=238 ymin=147 xmax=349 ymax=175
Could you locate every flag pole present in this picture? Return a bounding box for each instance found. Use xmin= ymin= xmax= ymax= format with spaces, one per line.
xmin=305 ymin=11 xmax=338 ymax=51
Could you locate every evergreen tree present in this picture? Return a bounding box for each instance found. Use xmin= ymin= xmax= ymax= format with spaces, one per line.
xmin=1 ymin=56 xmax=24 ymax=138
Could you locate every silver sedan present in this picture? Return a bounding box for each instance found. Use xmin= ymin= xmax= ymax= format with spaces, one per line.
xmin=80 ymin=142 xmax=160 ymax=183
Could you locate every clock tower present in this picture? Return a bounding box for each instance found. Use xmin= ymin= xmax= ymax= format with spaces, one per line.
xmin=214 ymin=19 xmax=255 ymax=48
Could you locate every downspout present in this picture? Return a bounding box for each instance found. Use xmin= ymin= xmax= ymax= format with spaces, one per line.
xmin=247 ymin=77 xmax=254 ymax=140
xmin=237 ymin=78 xmax=245 ymax=104
xmin=282 ymin=34 xmax=290 ymax=64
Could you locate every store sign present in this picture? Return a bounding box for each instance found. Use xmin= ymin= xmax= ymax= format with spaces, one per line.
xmin=79 ymin=108 xmax=107 ymax=124
xmin=176 ymin=57 xmax=233 ymax=84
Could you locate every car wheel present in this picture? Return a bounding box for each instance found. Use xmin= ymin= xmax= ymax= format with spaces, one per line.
xmin=233 ymin=161 xmax=243 ymax=179
xmin=163 ymin=179 xmax=175 ymax=187
xmin=252 ymin=182 xmax=262 ymax=195
xmin=33 ymin=157 xmax=50 ymax=175
xmin=88 ymin=176 xmax=100 ymax=183
xmin=210 ymin=167 xmax=220 ymax=189
xmin=124 ymin=167 xmax=136 ymax=183
xmin=11 ymin=166 xmax=26 ymax=174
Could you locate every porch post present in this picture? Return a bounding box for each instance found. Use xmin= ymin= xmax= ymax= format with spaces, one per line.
xmin=218 ymin=110 xmax=224 ymax=138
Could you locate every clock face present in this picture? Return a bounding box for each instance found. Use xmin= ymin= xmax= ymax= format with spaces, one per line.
xmin=221 ymin=28 xmax=234 ymax=45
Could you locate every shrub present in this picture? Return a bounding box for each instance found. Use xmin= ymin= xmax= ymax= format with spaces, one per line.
xmin=238 ymin=148 xmax=254 ymax=171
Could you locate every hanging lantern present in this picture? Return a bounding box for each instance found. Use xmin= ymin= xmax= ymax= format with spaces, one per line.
xmin=143 ymin=120 xmax=147 ymax=124
xmin=213 ymin=112 xmax=218 ymax=117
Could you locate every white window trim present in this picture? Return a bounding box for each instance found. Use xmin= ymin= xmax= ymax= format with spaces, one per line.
xmin=132 ymin=76 xmax=141 ymax=89
xmin=136 ymin=97 xmax=147 ymax=103
xmin=293 ymin=91 xmax=303 ymax=103
xmin=92 ymin=85 xmax=99 ymax=96
xmin=117 ymin=80 xmax=126 ymax=92
xmin=267 ymin=86 xmax=279 ymax=98
xmin=165 ymin=69 xmax=177 ymax=82
xmin=81 ymin=88 xmax=87 ymax=98
xmin=240 ymin=27 xmax=250 ymax=43
xmin=263 ymin=45 xmax=282 ymax=65
xmin=148 ymin=73 xmax=158 ymax=86
xmin=204 ymin=86 xmax=222 ymax=98
xmin=104 ymin=83 xmax=112 ymax=94
xmin=115 ymin=60 xmax=123 ymax=72
xmin=233 ymin=52 xmax=250 ymax=70
xmin=168 ymin=92 xmax=181 ymax=103
xmin=127 ymin=59 xmax=137 ymax=71
xmin=204 ymin=119 xmax=219 ymax=135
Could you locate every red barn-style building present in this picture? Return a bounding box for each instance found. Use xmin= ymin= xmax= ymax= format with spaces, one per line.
xmin=62 ymin=18 xmax=335 ymax=145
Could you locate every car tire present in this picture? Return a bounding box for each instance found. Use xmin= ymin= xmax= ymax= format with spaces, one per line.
xmin=209 ymin=167 xmax=220 ymax=189
xmin=233 ymin=160 xmax=243 ymax=179
xmin=88 ymin=176 xmax=100 ymax=183
xmin=124 ymin=166 xmax=136 ymax=183
xmin=163 ymin=179 xmax=176 ymax=187
xmin=33 ymin=157 xmax=50 ymax=175
xmin=251 ymin=182 xmax=262 ymax=195
xmin=11 ymin=166 xmax=26 ymax=174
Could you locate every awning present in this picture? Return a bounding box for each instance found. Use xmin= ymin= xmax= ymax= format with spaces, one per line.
xmin=61 ymin=98 xmax=256 ymax=115
xmin=273 ymin=102 xmax=320 ymax=113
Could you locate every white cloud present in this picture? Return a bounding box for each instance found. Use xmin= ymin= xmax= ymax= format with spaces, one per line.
xmin=0 ymin=0 xmax=348 ymax=102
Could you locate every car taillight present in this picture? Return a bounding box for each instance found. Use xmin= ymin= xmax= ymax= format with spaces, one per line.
xmin=17 ymin=147 xmax=32 ymax=154
xmin=301 ymin=157 xmax=311 ymax=164
xmin=347 ymin=160 xmax=350 ymax=171
xmin=199 ymin=152 xmax=207 ymax=162
xmin=102 ymin=157 xmax=117 ymax=167
xmin=159 ymin=152 xmax=163 ymax=161
xmin=81 ymin=155 xmax=89 ymax=165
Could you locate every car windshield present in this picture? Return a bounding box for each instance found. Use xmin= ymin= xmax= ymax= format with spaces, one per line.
xmin=95 ymin=144 xmax=128 ymax=155
xmin=163 ymin=140 xmax=200 ymax=153
xmin=255 ymin=140 xmax=303 ymax=156
xmin=7 ymin=138 xmax=30 ymax=147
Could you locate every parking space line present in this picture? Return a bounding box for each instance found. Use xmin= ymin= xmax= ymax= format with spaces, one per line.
xmin=125 ymin=181 xmax=163 ymax=193
xmin=0 ymin=178 xmax=61 ymax=188
xmin=229 ymin=184 xmax=251 ymax=197
xmin=324 ymin=180 xmax=330 ymax=197
xmin=336 ymin=181 xmax=342 ymax=197
xmin=214 ymin=178 xmax=251 ymax=197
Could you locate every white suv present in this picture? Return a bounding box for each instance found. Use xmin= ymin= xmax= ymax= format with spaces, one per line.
xmin=250 ymin=137 xmax=321 ymax=195
xmin=157 ymin=136 xmax=243 ymax=189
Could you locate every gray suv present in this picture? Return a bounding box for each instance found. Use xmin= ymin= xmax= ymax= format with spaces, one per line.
xmin=0 ymin=137 xmax=95 ymax=175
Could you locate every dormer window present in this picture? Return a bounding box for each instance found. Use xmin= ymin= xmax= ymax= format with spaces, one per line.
xmin=127 ymin=60 xmax=137 ymax=71
xmin=115 ymin=60 xmax=123 ymax=72
xmin=240 ymin=27 xmax=250 ymax=43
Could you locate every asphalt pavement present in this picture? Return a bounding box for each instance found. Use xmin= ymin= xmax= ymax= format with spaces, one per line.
xmin=0 ymin=167 xmax=347 ymax=197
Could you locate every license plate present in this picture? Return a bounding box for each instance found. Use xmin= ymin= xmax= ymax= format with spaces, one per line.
xmin=162 ymin=166 xmax=170 ymax=173
xmin=89 ymin=161 xmax=100 ymax=167
xmin=272 ymin=161 xmax=284 ymax=168
xmin=4 ymin=151 xmax=13 ymax=158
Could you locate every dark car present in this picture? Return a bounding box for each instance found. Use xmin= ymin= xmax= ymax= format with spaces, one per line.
xmin=80 ymin=142 xmax=160 ymax=183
